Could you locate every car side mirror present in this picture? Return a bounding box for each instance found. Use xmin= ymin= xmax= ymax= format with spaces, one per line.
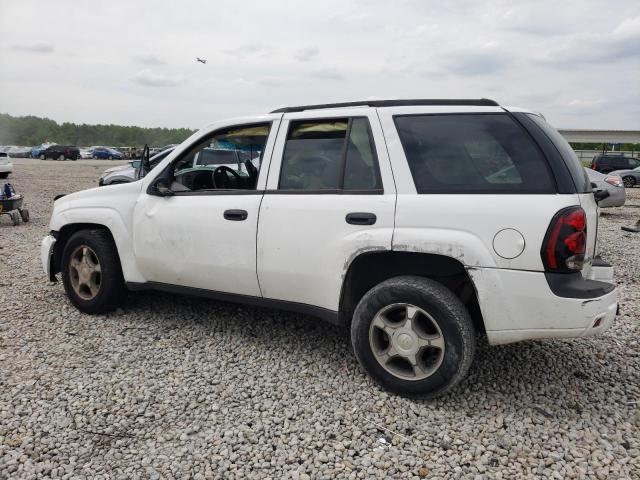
xmin=131 ymin=160 xmax=141 ymax=169
xmin=154 ymin=179 xmax=174 ymax=197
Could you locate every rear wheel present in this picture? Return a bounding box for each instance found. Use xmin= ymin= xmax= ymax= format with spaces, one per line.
xmin=61 ymin=229 xmax=126 ymax=314
xmin=623 ymin=176 xmax=636 ymax=188
xmin=351 ymin=276 xmax=475 ymax=398
xmin=39 ymin=154 xmax=45 ymax=160
xmin=10 ymin=211 xmax=20 ymax=226
xmin=0 ymin=172 xmax=8 ymax=179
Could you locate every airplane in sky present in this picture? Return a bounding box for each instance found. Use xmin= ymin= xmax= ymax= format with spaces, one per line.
xmin=196 ymin=57 xmax=207 ymax=64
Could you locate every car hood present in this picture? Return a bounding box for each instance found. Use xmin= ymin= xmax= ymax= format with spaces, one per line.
xmin=103 ymin=164 xmax=131 ymax=174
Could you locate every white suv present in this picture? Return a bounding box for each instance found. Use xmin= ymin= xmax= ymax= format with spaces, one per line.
xmin=41 ymin=99 xmax=618 ymax=397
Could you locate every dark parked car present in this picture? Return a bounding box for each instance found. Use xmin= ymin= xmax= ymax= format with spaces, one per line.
xmin=39 ymin=145 xmax=80 ymax=161
xmin=591 ymin=154 xmax=640 ymax=174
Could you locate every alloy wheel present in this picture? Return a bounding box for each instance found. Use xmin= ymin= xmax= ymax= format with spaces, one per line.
xmin=69 ymin=245 xmax=102 ymax=300
xmin=369 ymin=303 xmax=445 ymax=380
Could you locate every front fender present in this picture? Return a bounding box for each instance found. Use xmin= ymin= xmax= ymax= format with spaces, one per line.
xmin=49 ymin=182 xmax=146 ymax=283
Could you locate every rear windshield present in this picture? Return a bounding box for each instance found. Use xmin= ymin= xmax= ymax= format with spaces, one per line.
xmin=525 ymin=114 xmax=591 ymax=193
xmin=197 ymin=149 xmax=239 ymax=166
xmin=394 ymin=113 xmax=554 ymax=193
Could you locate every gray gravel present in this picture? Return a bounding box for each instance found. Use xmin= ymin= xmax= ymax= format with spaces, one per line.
xmin=1 ymin=158 xmax=639 ymax=479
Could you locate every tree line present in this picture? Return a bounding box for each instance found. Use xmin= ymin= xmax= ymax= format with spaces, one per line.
xmin=0 ymin=113 xmax=195 ymax=147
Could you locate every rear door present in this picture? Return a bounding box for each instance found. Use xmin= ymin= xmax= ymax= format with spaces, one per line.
xmin=257 ymin=109 xmax=396 ymax=311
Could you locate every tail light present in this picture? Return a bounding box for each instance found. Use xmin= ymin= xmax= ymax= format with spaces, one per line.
xmin=605 ymin=175 xmax=623 ymax=187
xmin=541 ymin=206 xmax=587 ymax=272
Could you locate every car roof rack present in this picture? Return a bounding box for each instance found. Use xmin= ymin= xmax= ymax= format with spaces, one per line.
xmin=271 ymin=98 xmax=499 ymax=113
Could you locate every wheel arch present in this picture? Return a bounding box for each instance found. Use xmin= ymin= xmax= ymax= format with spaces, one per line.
xmin=51 ymin=213 xmax=144 ymax=283
xmin=339 ymin=251 xmax=485 ymax=333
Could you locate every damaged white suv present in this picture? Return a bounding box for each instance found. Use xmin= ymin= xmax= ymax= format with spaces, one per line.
xmin=41 ymin=99 xmax=618 ymax=397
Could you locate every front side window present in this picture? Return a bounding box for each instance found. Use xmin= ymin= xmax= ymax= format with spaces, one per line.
xmin=395 ymin=114 xmax=554 ymax=193
xmin=169 ymin=123 xmax=270 ymax=192
xmin=279 ymin=117 xmax=382 ymax=191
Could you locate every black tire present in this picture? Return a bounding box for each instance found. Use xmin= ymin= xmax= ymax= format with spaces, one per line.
xmin=351 ymin=276 xmax=475 ymax=398
xmin=10 ymin=211 xmax=20 ymax=226
xmin=58 ymin=154 xmax=65 ymax=161
xmin=0 ymin=172 xmax=8 ymax=179
xmin=19 ymin=208 xmax=29 ymax=222
xmin=39 ymin=154 xmax=45 ymax=160
xmin=623 ymin=176 xmax=636 ymax=188
xmin=61 ymin=229 xmax=126 ymax=314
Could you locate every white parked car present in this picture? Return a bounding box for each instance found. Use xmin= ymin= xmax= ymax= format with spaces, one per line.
xmin=0 ymin=152 xmax=13 ymax=178
xmin=41 ymin=99 xmax=618 ymax=398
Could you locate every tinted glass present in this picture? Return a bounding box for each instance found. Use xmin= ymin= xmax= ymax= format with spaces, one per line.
xmin=395 ymin=114 xmax=554 ymax=193
xmin=630 ymin=158 xmax=640 ymax=168
xmin=198 ymin=149 xmax=238 ymax=166
xmin=279 ymin=120 xmax=348 ymax=190
xmin=343 ymin=118 xmax=381 ymax=190
xmin=526 ymin=114 xmax=590 ymax=192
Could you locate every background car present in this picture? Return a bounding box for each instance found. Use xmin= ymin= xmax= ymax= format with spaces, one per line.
xmin=585 ymin=167 xmax=625 ymax=208
xmin=99 ymin=147 xmax=175 ymax=185
xmin=39 ymin=145 xmax=80 ymax=160
xmin=609 ymin=166 xmax=640 ymax=188
xmin=6 ymin=146 xmax=32 ymax=158
xmin=590 ymin=154 xmax=640 ymax=174
xmin=31 ymin=143 xmax=56 ymax=158
xmin=92 ymin=147 xmax=123 ymax=160
xmin=79 ymin=148 xmax=94 ymax=159
xmin=0 ymin=152 xmax=13 ymax=178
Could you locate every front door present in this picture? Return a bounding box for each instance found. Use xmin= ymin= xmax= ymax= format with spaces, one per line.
xmin=257 ymin=109 xmax=396 ymax=311
xmin=132 ymin=117 xmax=280 ymax=296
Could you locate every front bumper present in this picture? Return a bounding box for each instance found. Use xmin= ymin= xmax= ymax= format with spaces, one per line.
xmin=468 ymin=266 xmax=618 ymax=345
xmin=41 ymin=234 xmax=57 ymax=281
xmin=0 ymin=162 xmax=13 ymax=173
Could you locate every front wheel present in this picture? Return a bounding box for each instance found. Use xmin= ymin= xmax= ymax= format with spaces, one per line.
xmin=623 ymin=176 xmax=636 ymax=188
xmin=351 ymin=276 xmax=475 ymax=398
xmin=58 ymin=154 xmax=65 ymax=161
xmin=61 ymin=229 xmax=126 ymax=314
xmin=39 ymin=154 xmax=45 ymax=160
xmin=0 ymin=172 xmax=8 ymax=179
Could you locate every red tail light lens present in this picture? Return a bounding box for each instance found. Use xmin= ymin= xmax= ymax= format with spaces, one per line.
xmin=541 ymin=206 xmax=587 ymax=272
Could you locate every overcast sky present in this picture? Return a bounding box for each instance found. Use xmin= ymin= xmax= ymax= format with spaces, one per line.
xmin=0 ymin=0 xmax=638 ymax=130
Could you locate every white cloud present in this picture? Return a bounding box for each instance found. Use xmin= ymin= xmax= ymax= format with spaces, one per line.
xmin=294 ymin=47 xmax=319 ymax=62
xmin=130 ymin=70 xmax=182 ymax=87
xmin=134 ymin=54 xmax=166 ymax=66
xmin=10 ymin=42 xmax=54 ymax=53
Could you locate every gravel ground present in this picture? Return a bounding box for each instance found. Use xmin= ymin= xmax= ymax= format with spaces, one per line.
xmin=1 ymin=158 xmax=639 ymax=479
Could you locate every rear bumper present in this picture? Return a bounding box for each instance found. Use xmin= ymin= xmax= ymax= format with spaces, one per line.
xmin=41 ymin=234 xmax=57 ymax=281
xmin=0 ymin=162 xmax=12 ymax=173
xmin=468 ymin=266 xmax=617 ymax=345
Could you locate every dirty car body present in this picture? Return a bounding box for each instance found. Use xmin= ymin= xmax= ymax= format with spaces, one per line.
xmin=41 ymin=99 xmax=618 ymax=398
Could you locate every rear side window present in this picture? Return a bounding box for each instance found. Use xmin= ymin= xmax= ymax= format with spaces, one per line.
xmin=395 ymin=114 xmax=554 ymax=193
xmin=525 ymin=114 xmax=591 ymax=193
xmin=279 ymin=117 xmax=382 ymax=191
